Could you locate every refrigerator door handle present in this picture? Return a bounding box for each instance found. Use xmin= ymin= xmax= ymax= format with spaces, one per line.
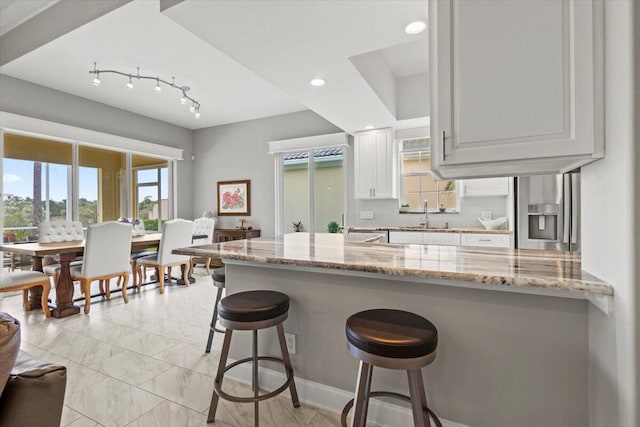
xmin=562 ymin=174 xmax=571 ymax=245
xmin=571 ymin=175 xmax=579 ymax=247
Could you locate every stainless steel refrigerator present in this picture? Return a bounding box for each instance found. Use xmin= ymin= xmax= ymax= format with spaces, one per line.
xmin=515 ymin=173 xmax=580 ymax=252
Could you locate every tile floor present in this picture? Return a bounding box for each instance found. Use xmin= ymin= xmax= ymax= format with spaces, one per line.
xmin=0 ymin=268 xmax=348 ymax=427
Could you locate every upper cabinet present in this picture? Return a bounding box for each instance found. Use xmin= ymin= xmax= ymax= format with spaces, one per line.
xmin=461 ymin=178 xmax=510 ymax=197
xmin=429 ymin=0 xmax=604 ymax=179
xmin=354 ymin=128 xmax=396 ymax=199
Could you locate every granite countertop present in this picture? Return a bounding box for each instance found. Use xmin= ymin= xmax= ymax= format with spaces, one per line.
xmin=175 ymin=233 xmax=612 ymax=296
xmin=345 ymin=226 xmax=512 ymax=235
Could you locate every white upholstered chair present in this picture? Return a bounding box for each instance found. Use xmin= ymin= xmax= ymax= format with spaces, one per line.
xmin=39 ymin=220 xmax=84 ymax=283
xmin=136 ymin=219 xmax=193 ymax=294
xmin=0 ymin=271 xmax=51 ymax=317
xmin=70 ymin=222 xmax=132 ymax=314
xmin=191 ymin=217 xmax=216 ymax=275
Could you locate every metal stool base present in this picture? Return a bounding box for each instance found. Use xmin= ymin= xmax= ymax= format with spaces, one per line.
xmin=341 ymin=391 xmax=442 ymax=427
xmin=207 ymin=323 xmax=299 ymax=426
xmin=214 ymin=355 xmax=297 ymax=403
xmin=205 ymin=285 xmax=225 ymax=353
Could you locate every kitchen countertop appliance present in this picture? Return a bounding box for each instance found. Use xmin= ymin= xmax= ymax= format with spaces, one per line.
xmin=515 ymin=172 xmax=580 ymax=252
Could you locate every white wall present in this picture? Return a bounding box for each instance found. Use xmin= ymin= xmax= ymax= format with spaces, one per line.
xmin=0 ymin=75 xmax=195 ymax=220
xmin=192 ymin=110 xmax=341 ymax=236
xmin=397 ymin=72 xmax=429 ymax=120
xmin=582 ymin=1 xmax=639 ymax=426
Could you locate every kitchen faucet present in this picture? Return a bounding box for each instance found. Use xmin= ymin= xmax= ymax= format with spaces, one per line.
xmin=420 ymin=200 xmax=429 ymax=228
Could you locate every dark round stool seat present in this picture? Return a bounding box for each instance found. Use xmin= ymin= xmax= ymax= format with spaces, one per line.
xmin=218 ymin=290 xmax=290 ymax=323
xmin=212 ymin=267 xmax=226 ymax=284
xmin=346 ymin=309 xmax=438 ymax=359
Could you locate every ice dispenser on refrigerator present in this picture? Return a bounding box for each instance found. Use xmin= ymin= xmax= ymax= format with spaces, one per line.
xmin=515 ymin=173 xmax=580 ymax=252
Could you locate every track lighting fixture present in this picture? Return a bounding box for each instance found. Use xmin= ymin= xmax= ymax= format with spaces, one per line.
xmin=89 ymin=62 xmax=201 ymax=118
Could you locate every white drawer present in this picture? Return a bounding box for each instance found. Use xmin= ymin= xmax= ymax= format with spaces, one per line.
xmin=461 ymin=233 xmax=510 ymax=248
xmin=389 ymin=231 xmax=423 ymax=244
xmin=423 ymin=232 xmax=461 ymax=246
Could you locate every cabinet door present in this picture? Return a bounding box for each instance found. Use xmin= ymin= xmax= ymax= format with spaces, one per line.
xmin=461 ymin=233 xmax=510 ymax=248
xmin=422 ymin=232 xmax=461 ymax=246
xmin=462 ymin=178 xmax=510 ymax=197
xmin=354 ymin=129 xmax=395 ymax=199
xmin=372 ymin=129 xmax=395 ymax=199
xmin=389 ymin=231 xmax=423 ymax=244
xmin=354 ymin=133 xmax=374 ymax=199
xmin=430 ymin=0 xmax=603 ymax=178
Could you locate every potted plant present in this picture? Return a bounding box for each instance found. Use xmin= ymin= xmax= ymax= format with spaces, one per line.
xmin=400 ymin=203 xmax=410 ymax=213
xmin=327 ymin=221 xmax=340 ymax=233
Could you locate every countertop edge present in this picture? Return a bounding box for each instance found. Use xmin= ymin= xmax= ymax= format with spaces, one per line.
xmin=173 ymin=247 xmax=613 ymax=297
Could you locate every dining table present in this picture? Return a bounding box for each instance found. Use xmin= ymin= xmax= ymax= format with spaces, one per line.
xmin=0 ymin=233 xmax=162 ymax=318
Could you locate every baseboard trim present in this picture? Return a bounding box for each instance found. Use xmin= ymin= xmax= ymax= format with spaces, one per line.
xmin=224 ymin=358 xmax=470 ymax=427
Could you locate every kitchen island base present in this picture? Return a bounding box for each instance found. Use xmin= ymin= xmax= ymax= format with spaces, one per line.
xmin=221 ymin=261 xmax=588 ymax=427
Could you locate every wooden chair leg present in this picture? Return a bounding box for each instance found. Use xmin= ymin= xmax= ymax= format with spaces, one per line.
xmin=131 ymin=260 xmax=137 ymax=290
xmin=181 ymin=263 xmax=189 ymax=287
xmin=136 ymin=265 xmax=144 ymax=292
xmin=40 ymin=282 xmax=51 ymax=317
xmin=121 ymin=272 xmax=129 ymax=304
xmin=167 ymin=266 xmax=172 ymax=282
xmin=105 ymin=278 xmax=111 ymax=300
xmin=99 ymin=280 xmax=105 ymax=296
xmin=159 ymin=266 xmax=165 ymax=294
xmin=81 ymin=279 xmax=92 ymax=314
xmin=22 ymin=289 xmax=30 ymax=311
xmin=205 ymin=257 xmax=212 ymax=276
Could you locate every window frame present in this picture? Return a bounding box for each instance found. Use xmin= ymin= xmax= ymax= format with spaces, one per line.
xmin=1 ymin=130 xmax=175 ymax=241
xmin=274 ymin=145 xmax=347 ymax=235
xmin=398 ymin=138 xmax=461 ymax=213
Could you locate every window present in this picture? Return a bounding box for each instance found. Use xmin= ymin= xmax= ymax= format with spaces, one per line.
xmin=132 ymin=155 xmax=169 ymax=232
xmin=2 ymin=134 xmax=72 ymax=242
xmin=278 ymin=146 xmax=345 ymax=234
xmin=78 ymin=145 xmax=126 ymax=227
xmin=2 ymin=133 xmax=175 ymax=244
xmin=400 ymin=139 xmax=458 ymax=212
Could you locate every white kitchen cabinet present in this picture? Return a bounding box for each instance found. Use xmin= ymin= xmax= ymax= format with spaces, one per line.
xmin=389 ymin=231 xmax=460 ymax=246
xmin=429 ymin=0 xmax=604 ymax=179
xmin=389 ymin=231 xmax=423 ymax=244
xmin=423 ymin=232 xmax=461 ymax=246
xmin=461 ymin=233 xmax=511 ymax=248
xmin=354 ymin=128 xmax=395 ymax=199
xmin=462 ymin=178 xmax=510 ymax=197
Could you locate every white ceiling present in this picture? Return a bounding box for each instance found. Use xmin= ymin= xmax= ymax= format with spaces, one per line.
xmin=0 ymin=0 xmax=305 ymax=129
xmin=164 ymin=0 xmax=429 ymax=133
xmin=381 ymin=38 xmax=429 ymax=78
xmin=0 ymin=0 xmax=58 ymax=36
xmin=0 ymin=0 xmax=429 ymax=133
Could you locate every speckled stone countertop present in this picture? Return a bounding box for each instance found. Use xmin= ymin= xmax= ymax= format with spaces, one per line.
xmin=174 ymin=233 xmax=612 ymax=296
xmin=345 ymin=226 xmax=512 ymax=235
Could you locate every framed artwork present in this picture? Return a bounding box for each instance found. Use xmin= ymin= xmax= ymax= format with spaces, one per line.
xmin=217 ymin=180 xmax=251 ymax=216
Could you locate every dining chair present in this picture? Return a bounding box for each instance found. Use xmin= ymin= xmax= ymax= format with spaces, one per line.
xmin=39 ymin=220 xmax=85 ymax=284
xmin=191 ymin=217 xmax=216 ymax=275
xmin=69 ymin=221 xmax=132 ymax=314
xmin=136 ymin=219 xmax=194 ymax=294
xmin=0 ymin=271 xmax=51 ymax=317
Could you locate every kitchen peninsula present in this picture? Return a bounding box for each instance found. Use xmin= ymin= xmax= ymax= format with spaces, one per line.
xmin=175 ymin=233 xmax=612 ymax=427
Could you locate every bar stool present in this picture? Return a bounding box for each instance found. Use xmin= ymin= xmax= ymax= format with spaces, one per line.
xmin=341 ymin=309 xmax=442 ymax=427
xmin=205 ymin=267 xmax=226 ymax=353
xmin=207 ymin=290 xmax=300 ymax=425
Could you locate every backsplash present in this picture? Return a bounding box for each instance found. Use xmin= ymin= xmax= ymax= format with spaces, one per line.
xmin=350 ymin=196 xmax=511 ymax=229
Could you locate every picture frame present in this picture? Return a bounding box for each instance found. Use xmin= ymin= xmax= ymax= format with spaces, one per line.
xmin=217 ymin=180 xmax=251 ymax=216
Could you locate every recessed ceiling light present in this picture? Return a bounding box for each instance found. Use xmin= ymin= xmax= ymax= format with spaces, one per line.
xmin=310 ymin=78 xmax=326 ymax=87
xmin=365 ymin=125 xmax=375 ymax=130
xmin=405 ymin=21 xmax=426 ymax=35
